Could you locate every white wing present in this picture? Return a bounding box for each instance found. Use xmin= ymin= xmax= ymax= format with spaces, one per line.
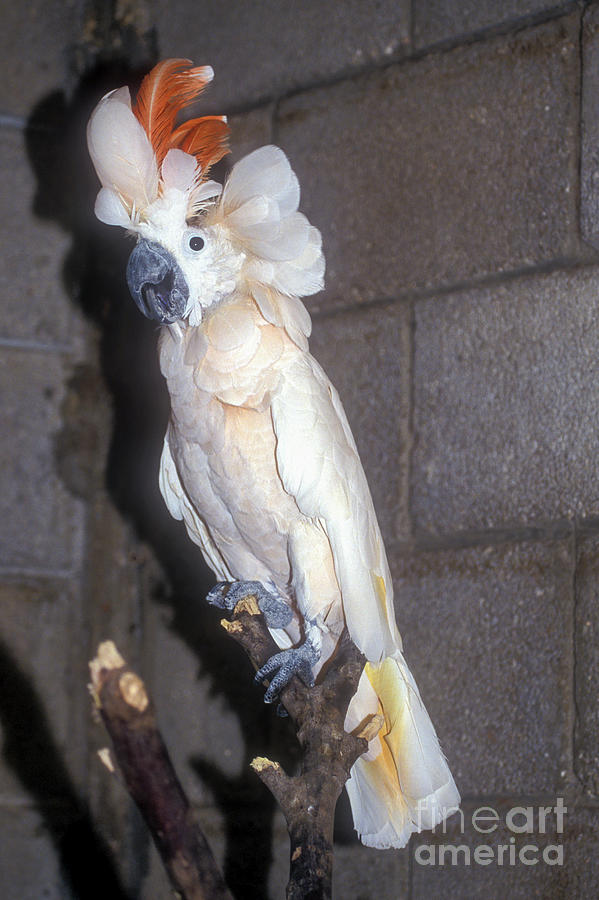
xmin=159 ymin=427 xmax=233 ymax=581
xmin=271 ymin=353 xmax=401 ymax=662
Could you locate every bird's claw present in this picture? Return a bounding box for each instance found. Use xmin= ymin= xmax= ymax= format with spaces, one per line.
xmin=209 ymin=581 xmax=320 ymax=703
xmin=206 ymin=581 xmax=246 ymax=611
xmin=255 ymin=638 xmax=320 ymax=703
xmin=206 ymin=580 xmax=293 ymax=628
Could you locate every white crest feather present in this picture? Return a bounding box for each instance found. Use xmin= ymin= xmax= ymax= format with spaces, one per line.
xmin=222 ymin=145 xmax=300 ymax=215
xmin=161 ymin=148 xmax=198 ymax=192
xmin=216 ymin=145 xmax=324 ymax=347
xmin=87 ymin=86 xmax=159 ymax=220
xmin=94 ymin=187 xmax=135 ymax=227
xmin=220 ymin=146 xmax=324 ymax=293
xmin=189 ymin=179 xmax=223 ymax=211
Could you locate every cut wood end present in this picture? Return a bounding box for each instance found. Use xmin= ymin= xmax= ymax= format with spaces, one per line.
xmin=119 ymin=671 xmax=149 ymax=712
xmin=250 ymin=756 xmax=281 ymax=774
xmin=221 ymin=618 xmax=243 ymax=634
xmin=98 ymin=747 xmax=115 ymax=773
xmin=234 ymin=595 xmax=260 ymax=616
xmin=357 ymin=713 xmax=385 ymax=743
xmin=89 ymin=641 xmax=126 ymax=687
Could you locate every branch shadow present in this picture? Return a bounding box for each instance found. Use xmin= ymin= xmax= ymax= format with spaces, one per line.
xmin=0 ymin=637 xmax=130 ymax=898
xmin=24 ymin=60 xmax=299 ymax=899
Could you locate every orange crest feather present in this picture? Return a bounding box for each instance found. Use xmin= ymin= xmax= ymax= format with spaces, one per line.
xmin=171 ymin=116 xmax=230 ymax=171
xmin=133 ymin=58 xmax=230 ymax=175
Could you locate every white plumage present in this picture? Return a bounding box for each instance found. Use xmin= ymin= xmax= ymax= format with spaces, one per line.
xmin=87 ymin=61 xmax=460 ymax=849
xmin=87 ymin=86 xmax=159 ymax=218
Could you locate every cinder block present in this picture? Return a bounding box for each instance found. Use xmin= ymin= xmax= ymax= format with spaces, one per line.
xmin=155 ymin=0 xmax=409 ymax=111
xmin=309 ymin=303 xmax=410 ymax=545
xmin=277 ymin=15 xmax=580 ymax=310
xmin=0 ymin=0 xmax=71 ymax=117
xmin=0 ymin=128 xmax=81 ymax=347
xmin=412 ymin=267 xmax=599 ymax=535
xmin=413 ymin=0 xmax=562 ymax=48
xmin=574 ymin=532 xmax=599 ymax=796
xmin=332 ymin=839 xmax=409 ymax=899
xmin=0 ymin=578 xmax=87 ymax=798
xmin=228 ymin=105 xmax=273 ymax=165
xmin=581 ymin=4 xmax=599 ymax=250
xmin=0 ymin=348 xmax=84 ymax=570
xmin=390 ymin=538 xmax=574 ymax=796
xmin=411 ymin=801 xmax=598 ymax=899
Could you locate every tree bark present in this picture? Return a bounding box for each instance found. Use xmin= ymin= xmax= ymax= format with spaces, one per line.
xmin=90 ymin=599 xmax=379 ymax=899
xmin=89 ymin=642 xmax=233 ymax=900
xmin=221 ymin=597 xmax=375 ymax=900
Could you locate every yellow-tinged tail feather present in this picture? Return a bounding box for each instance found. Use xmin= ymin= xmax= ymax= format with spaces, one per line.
xmin=344 ymin=653 xmax=460 ymax=849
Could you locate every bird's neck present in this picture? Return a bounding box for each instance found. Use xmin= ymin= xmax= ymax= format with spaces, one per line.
xmin=158 ymin=292 xmax=297 ymax=412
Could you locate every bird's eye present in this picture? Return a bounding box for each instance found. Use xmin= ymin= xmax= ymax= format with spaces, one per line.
xmin=189 ymin=235 xmax=205 ymax=252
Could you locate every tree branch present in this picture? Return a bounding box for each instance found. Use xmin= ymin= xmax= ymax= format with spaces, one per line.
xmin=90 ymin=601 xmax=377 ymax=900
xmin=89 ymin=642 xmax=233 ymax=900
xmin=221 ymin=597 xmax=372 ymax=900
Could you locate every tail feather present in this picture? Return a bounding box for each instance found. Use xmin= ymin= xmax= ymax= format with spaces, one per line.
xmin=344 ymin=653 xmax=460 ymax=849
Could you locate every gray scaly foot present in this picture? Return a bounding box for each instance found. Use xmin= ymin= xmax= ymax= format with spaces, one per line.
xmin=206 ymin=580 xmax=293 ymax=628
xmin=255 ymin=623 xmax=321 ymax=703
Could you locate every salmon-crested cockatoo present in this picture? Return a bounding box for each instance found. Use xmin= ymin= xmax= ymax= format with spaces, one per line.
xmin=87 ymin=59 xmax=459 ymax=849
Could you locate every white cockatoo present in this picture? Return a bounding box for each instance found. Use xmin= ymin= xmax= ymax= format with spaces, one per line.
xmin=87 ymin=59 xmax=459 ymax=849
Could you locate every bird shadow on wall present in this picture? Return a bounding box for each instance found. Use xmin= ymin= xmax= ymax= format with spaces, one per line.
xmin=22 ymin=60 xmax=311 ymax=899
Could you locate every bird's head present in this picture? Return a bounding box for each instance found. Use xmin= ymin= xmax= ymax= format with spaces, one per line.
xmin=87 ymin=59 xmax=324 ymax=340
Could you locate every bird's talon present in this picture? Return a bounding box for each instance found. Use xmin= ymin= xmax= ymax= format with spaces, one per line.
xmin=206 ymin=580 xmax=292 ymax=627
xmin=255 ymin=638 xmax=319 ymax=702
xmin=206 ymin=582 xmax=235 ymax=610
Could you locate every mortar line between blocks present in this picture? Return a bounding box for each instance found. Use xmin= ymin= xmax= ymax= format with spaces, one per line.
xmin=262 ymin=1 xmax=581 ymax=117
xmin=574 ymin=4 xmax=585 ymax=252
xmin=0 ymin=565 xmax=76 ymax=581
xmin=568 ymin=523 xmax=578 ymax=786
xmin=310 ymin=254 xmax=599 ymax=324
xmin=390 ymin=518 xmax=585 ymax=555
xmin=571 ymin=520 xmax=583 ymax=790
xmin=402 ymin=298 xmax=415 ymax=548
xmin=0 ymin=113 xmax=27 ymax=129
xmin=0 ymin=336 xmax=74 ymax=354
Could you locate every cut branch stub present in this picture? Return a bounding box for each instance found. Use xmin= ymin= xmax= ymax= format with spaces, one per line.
xmin=89 ymin=641 xmax=233 ymax=900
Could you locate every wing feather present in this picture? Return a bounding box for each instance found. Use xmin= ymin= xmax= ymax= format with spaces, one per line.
xmin=271 ymin=354 xmax=400 ymax=661
xmin=159 ymin=428 xmax=233 ymax=580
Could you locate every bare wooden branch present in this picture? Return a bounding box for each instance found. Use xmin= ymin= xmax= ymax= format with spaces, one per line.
xmin=90 ymin=603 xmax=374 ymax=900
xmin=222 ymin=601 xmax=371 ymax=900
xmin=89 ymin=642 xmax=233 ymax=900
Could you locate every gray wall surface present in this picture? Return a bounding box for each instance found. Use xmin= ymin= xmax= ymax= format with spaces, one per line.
xmin=1 ymin=0 xmax=598 ymax=897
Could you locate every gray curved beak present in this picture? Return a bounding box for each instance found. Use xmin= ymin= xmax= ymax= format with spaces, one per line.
xmin=126 ymin=239 xmax=189 ymax=324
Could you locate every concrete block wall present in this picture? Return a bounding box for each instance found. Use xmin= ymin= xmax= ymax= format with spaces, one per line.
xmin=2 ymin=0 xmax=599 ymax=897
